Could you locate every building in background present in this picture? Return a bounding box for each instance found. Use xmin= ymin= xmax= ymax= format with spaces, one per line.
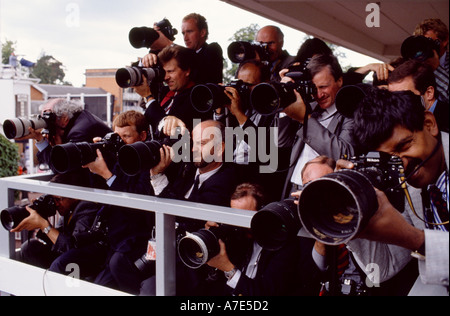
xmin=85 ymin=68 xmax=143 ymax=115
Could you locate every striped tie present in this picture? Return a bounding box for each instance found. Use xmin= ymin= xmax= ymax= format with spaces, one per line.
xmin=435 ymin=52 xmax=449 ymax=103
xmin=428 ymin=184 xmax=449 ymax=232
xmin=337 ymin=244 xmax=349 ymax=276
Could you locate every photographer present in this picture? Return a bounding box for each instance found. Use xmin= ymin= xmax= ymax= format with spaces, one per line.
xmin=68 ymin=110 xmax=155 ymax=294
xmin=387 ymin=59 xmax=449 ymax=133
xmin=21 ymin=98 xmax=112 ymax=169
xmin=205 ymin=183 xmax=305 ymax=296
xmin=141 ymin=13 xmax=223 ymax=85
xmin=140 ymin=45 xmax=209 ymax=137
xmin=82 ymin=110 xmax=152 ymax=194
xmin=294 ymin=156 xmax=375 ymax=296
xmin=342 ymin=88 xmax=449 ymax=295
xmin=182 ymin=13 xmax=223 ymax=84
xmin=11 ymin=172 xmax=102 ymax=270
xmin=413 ymin=18 xmax=449 ymax=103
xmin=150 ymin=120 xmax=238 ymax=207
xmin=255 ymin=25 xmax=295 ymax=81
xmin=280 ymin=53 xmax=356 ymax=198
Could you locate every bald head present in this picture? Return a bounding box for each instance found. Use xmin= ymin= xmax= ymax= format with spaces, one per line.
xmin=301 ymin=156 xmax=336 ymax=185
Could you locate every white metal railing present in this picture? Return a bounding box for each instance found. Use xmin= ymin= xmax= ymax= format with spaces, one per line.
xmin=0 ymin=173 xmax=255 ymax=296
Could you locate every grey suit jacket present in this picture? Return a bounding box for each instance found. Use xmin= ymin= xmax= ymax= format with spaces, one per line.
xmin=281 ymin=110 xmax=356 ymax=198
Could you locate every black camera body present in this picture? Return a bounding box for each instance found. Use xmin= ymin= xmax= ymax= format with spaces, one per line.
xmin=190 ymin=79 xmax=251 ymax=113
xmin=250 ymin=61 xmax=316 ymax=116
xmin=115 ymin=65 xmax=165 ymax=88
xmin=3 ymin=112 xmax=57 ymax=140
xmin=177 ymin=224 xmax=249 ymax=269
xmin=227 ymin=41 xmax=271 ymax=64
xmin=50 ymin=132 xmax=124 ymax=174
xmin=1 ymin=195 xmax=57 ymax=231
xmin=298 ymin=152 xmax=405 ymax=245
xmin=349 ymin=151 xmax=405 ymax=205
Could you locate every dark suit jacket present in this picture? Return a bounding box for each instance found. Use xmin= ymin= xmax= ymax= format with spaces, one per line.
xmin=104 ymin=164 xmax=154 ymax=253
xmin=145 ymin=86 xmax=210 ymax=135
xmin=282 ymin=110 xmax=356 ymax=198
xmin=38 ymin=110 xmax=112 ymax=166
xmin=53 ymin=201 xmax=102 ymax=254
xmin=433 ymin=99 xmax=449 ymax=133
xmin=229 ymin=238 xmax=315 ymax=296
xmin=193 ymin=42 xmax=224 ymax=84
xmin=159 ymin=162 xmax=239 ymax=207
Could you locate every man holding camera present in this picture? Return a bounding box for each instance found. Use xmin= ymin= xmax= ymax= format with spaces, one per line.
xmin=67 ymin=110 xmax=154 ymax=294
xmin=343 ymin=88 xmax=449 ymax=295
xmin=141 ymin=13 xmax=223 ymax=85
xmin=182 ymin=13 xmax=223 ymax=84
xmin=150 ymin=119 xmax=238 ymax=207
xmin=204 ymin=183 xmax=311 ymax=296
xmin=281 ymin=53 xmax=356 ymax=199
xmin=24 ymin=98 xmax=112 ymax=169
xmin=10 ymin=172 xmax=102 ymax=272
xmin=255 ymin=25 xmax=295 ymax=81
xmin=387 ymin=59 xmax=449 ymax=133
xmin=138 ymin=45 xmax=208 ymax=139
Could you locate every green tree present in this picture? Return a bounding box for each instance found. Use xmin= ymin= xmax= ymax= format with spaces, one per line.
xmin=0 ymin=134 xmax=19 ymax=178
xmin=1 ymin=39 xmax=17 ymax=65
xmin=32 ymin=53 xmax=69 ymax=85
xmin=224 ymin=23 xmax=260 ymax=82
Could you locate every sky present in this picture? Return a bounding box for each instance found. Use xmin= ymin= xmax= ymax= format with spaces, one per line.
xmin=0 ymin=0 xmax=380 ymax=87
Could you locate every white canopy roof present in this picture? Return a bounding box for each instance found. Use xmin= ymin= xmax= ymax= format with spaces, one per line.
xmin=220 ymin=0 xmax=449 ymax=62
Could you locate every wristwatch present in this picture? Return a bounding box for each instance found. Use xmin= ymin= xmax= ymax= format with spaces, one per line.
xmin=224 ymin=268 xmax=238 ymax=281
xmin=42 ymin=225 xmax=52 ymax=235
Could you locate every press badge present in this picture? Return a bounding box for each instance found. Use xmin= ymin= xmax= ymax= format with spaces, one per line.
xmin=146 ymin=228 xmax=156 ymax=261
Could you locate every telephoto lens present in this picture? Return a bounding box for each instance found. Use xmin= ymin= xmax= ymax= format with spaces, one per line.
xmin=250 ymin=199 xmax=301 ymax=251
xmin=298 ymin=169 xmax=378 ymax=245
xmin=177 ymin=227 xmax=223 ymax=269
xmin=1 ymin=206 xmax=30 ymax=231
xmin=118 ymin=140 xmax=165 ymax=177
xmin=250 ymin=82 xmax=298 ymax=116
xmin=1 ymin=195 xmax=57 ymax=231
xmin=227 ymin=41 xmax=258 ymax=64
xmin=50 ymin=133 xmax=123 ymax=174
xmin=190 ymin=80 xmax=250 ymax=113
xmin=3 ymin=116 xmax=48 ymax=139
xmin=115 ymin=66 xmax=165 ymax=88
xmin=128 ymin=26 xmax=160 ymax=49
xmin=190 ymin=83 xmax=228 ymax=113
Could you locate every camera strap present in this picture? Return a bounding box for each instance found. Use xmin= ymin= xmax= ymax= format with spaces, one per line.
xmin=399 ymin=135 xmax=449 ymax=227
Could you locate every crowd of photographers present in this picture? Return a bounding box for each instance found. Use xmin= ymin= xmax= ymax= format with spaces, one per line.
xmin=1 ymin=14 xmax=448 ymax=296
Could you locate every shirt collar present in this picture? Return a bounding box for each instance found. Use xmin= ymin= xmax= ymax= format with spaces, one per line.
xmin=194 ymin=164 xmax=223 ymax=188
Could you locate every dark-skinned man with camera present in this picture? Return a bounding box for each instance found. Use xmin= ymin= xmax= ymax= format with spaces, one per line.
xmin=340 ymin=88 xmax=449 ymax=295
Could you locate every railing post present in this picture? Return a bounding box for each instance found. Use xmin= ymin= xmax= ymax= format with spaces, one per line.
xmin=0 ymin=181 xmax=16 ymax=259
xmin=155 ymin=212 xmax=176 ymax=296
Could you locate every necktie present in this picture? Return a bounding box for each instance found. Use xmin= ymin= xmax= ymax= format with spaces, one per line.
xmin=188 ymin=175 xmax=200 ymax=201
xmin=336 ymin=244 xmax=349 ymax=276
xmin=428 ymin=184 xmax=449 ymax=231
xmin=161 ymin=91 xmax=176 ymax=114
xmin=311 ymin=107 xmax=326 ymax=119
